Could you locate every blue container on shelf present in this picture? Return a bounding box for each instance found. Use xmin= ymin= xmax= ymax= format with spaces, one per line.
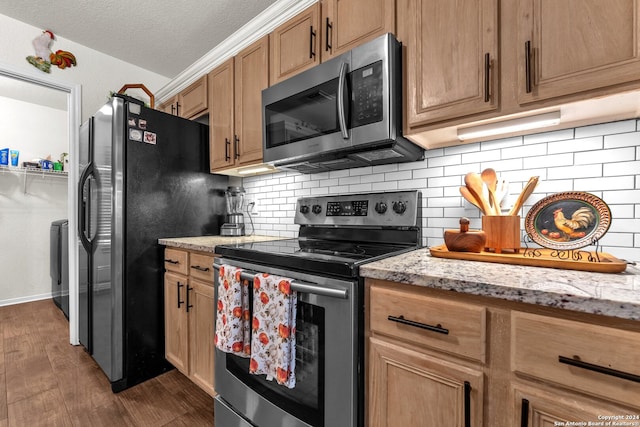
xmin=41 ymin=160 xmax=53 ymax=170
xmin=0 ymin=148 xmax=8 ymax=166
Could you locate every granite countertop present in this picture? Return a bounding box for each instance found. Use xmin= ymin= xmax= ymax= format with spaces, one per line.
xmin=360 ymin=248 xmax=640 ymax=321
xmin=159 ymin=235 xmax=283 ymax=253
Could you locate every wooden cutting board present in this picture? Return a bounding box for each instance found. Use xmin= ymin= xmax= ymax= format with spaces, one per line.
xmin=429 ymin=244 xmax=627 ymax=273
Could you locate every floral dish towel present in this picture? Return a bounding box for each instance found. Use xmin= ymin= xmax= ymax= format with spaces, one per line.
xmin=214 ymin=265 xmax=251 ymax=357
xmin=250 ymin=273 xmax=298 ymax=388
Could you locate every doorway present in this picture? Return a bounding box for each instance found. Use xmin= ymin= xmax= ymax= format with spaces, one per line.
xmin=0 ymin=61 xmax=81 ymax=344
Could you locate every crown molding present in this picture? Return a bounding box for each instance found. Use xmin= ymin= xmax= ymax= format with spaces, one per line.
xmin=155 ymin=0 xmax=318 ymax=103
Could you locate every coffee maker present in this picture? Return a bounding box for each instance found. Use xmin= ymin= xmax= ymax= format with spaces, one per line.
xmin=220 ymin=186 xmax=246 ymax=236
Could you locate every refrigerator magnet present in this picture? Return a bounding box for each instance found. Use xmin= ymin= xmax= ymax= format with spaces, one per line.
xmin=143 ymin=131 xmax=157 ymax=145
xmin=138 ymin=119 xmax=147 ymax=130
xmin=128 ymin=118 xmax=137 ymax=127
xmin=129 ymin=128 xmax=143 ymax=142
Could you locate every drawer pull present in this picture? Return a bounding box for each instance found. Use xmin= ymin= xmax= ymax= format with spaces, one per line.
xmin=464 ymin=381 xmax=471 ymax=427
xmin=165 ymin=259 xmax=179 ymax=264
xmin=558 ymin=355 xmax=640 ymax=383
xmin=191 ymin=265 xmax=210 ymax=272
xmin=387 ymin=315 xmax=449 ymax=335
xmin=520 ymin=398 xmax=529 ymax=427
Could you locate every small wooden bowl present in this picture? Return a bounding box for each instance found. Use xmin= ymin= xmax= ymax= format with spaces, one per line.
xmin=444 ymin=218 xmax=486 ymax=253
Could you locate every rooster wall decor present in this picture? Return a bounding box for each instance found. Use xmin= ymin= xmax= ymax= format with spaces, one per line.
xmin=26 ymin=30 xmax=77 ymax=73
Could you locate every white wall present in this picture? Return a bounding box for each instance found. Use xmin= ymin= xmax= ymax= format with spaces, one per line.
xmin=243 ymin=119 xmax=640 ymax=263
xmin=0 ymin=13 xmax=170 ymax=121
xmin=0 ymin=97 xmax=68 ymax=304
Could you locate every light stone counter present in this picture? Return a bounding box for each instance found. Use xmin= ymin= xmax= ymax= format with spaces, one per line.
xmin=159 ymin=235 xmax=283 ymax=253
xmin=360 ymin=248 xmax=640 ymax=321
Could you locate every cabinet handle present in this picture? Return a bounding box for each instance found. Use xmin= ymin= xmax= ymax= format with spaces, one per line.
xmin=175 ymin=102 xmax=180 ymax=116
xmin=186 ymin=285 xmax=194 ymax=312
xmin=234 ymin=135 xmax=240 ymax=159
xmin=464 ymin=381 xmax=471 ymax=427
xmin=164 ymin=258 xmax=179 ymax=264
xmin=525 ymin=40 xmax=532 ymax=93
xmin=387 ymin=315 xmax=449 ymax=335
xmin=177 ymin=282 xmax=184 ymax=309
xmin=325 ymin=17 xmax=332 ymax=52
xmin=558 ymin=355 xmax=640 ymax=383
xmin=309 ymin=26 xmax=316 ymax=58
xmin=520 ymin=398 xmax=529 ymax=427
xmin=484 ymin=52 xmax=490 ymax=103
xmin=170 ymin=104 xmax=175 ymax=115
xmin=191 ymin=265 xmax=210 ymax=272
xmin=224 ymin=137 xmax=231 ymax=161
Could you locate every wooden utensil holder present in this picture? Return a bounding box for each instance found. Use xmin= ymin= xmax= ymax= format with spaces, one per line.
xmin=482 ymin=215 xmax=521 ymax=254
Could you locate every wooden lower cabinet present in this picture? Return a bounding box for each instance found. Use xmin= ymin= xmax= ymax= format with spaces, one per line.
xmin=163 ymin=248 xmax=216 ymax=396
xmin=368 ymin=336 xmax=484 ymax=427
xmin=366 ymin=278 xmax=640 ymax=427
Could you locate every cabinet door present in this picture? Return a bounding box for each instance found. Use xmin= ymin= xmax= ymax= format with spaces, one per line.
xmin=321 ymin=0 xmax=395 ymax=60
xmin=179 ymin=75 xmax=208 ymax=119
xmin=514 ymin=385 xmax=639 ymax=427
xmin=209 ymin=58 xmax=235 ymax=171
xmin=397 ymin=0 xmax=498 ymax=127
xmin=270 ymin=4 xmax=320 ymax=85
xmin=164 ymin=272 xmax=189 ymax=374
xmin=188 ymin=279 xmax=216 ymax=396
xmin=368 ymin=336 xmax=484 ymax=427
xmin=234 ymin=36 xmax=269 ymax=166
xmin=518 ymin=0 xmax=640 ymax=104
xmin=158 ymin=95 xmax=178 ymax=115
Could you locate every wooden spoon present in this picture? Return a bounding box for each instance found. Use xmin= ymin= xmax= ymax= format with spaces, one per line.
xmin=459 ymin=186 xmax=486 ymax=214
xmin=464 ymin=172 xmax=492 ymax=215
xmin=481 ymin=168 xmax=501 ymax=215
xmin=507 ymin=176 xmax=539 ymax=216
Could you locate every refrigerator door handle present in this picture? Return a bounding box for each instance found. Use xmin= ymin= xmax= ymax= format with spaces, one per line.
xmin=78 ymin=162 xmax=95 ymax=253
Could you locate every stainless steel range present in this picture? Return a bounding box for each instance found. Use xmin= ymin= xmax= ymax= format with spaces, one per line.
xmin=213 ymin=190 xmax=422 ymax=427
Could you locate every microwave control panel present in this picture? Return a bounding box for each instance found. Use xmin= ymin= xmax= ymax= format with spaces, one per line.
xmin=351 ymin=60 xmax=383 ymax=128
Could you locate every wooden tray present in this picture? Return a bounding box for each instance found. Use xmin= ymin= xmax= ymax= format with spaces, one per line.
xmin=429 ymin=245 xmax=627 ymax=273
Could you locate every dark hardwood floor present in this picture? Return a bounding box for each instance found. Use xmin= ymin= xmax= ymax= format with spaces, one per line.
xmin=0 ymin=299 xmax=214 ymax=426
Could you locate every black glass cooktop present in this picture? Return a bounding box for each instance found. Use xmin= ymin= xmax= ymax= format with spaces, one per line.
xmin=215 ymin=237 xmax=415 ymax=278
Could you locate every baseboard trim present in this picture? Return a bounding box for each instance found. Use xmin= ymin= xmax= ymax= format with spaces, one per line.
xmin=0 ymin=292 xmax=54 ymax=307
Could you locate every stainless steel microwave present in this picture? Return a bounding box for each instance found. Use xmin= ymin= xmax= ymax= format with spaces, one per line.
xmin=262 ymin=33 xmax=424 ymax=173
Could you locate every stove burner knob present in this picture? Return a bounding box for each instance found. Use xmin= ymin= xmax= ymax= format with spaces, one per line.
xmin=300 ymin=205 xmax=310 ymax=214
xmin=312 ymin=204 xmax=322 ymax=215
xmin=374 ymin=202 xmax=388 ymax=214
xmin=393 ymin=201 xmax=407 ymax=214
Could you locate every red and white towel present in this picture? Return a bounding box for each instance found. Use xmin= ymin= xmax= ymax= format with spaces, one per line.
xmin=249 ymin=273 xmax=298 ymax=388
xmin=214 ymin=265 xmax=251 ymax=357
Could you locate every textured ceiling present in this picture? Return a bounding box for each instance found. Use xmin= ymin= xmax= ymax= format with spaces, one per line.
xmin=0 ymin=0 xmax=278 ymax=78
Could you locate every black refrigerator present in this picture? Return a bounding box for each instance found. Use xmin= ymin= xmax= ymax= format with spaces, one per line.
xmin=78 ymin=94 xmax=228 ymax=392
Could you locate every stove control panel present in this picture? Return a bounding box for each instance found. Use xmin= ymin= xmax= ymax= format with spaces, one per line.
xmin=296 ymin=190 xmax=421 ymax=227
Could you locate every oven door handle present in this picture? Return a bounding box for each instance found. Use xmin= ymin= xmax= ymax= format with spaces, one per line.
xmin=213 ymin=264 xmax=348 ymax=299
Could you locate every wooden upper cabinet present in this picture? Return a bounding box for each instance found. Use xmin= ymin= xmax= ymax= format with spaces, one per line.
xmin=321 ymin=0 xmax=395 ymax=60
xmin=179 ymin=75 xmax=208 ymax=119
xmin=518 ymin=0 xmax=640 ymax=104
xmin=209 ymin=59 xmax=235 ymax=171
xmin=270 ymin=4 xmax=321 ymax=85
xmin=397 ymin=0 xmax=498 ymax=127
xmin=210 ymin=36 xmax=269 ymax=172
xmin=234 ymin=36 xmax=269 ymax=166
xmin=157 ymin=95 xmax=178 ymax=115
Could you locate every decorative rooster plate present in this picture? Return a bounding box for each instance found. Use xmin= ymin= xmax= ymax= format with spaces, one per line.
xmin=525 ymin=192 xmax=611 ymax=250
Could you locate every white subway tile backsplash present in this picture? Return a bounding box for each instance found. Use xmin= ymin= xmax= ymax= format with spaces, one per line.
xmin=523 ymin=153 xmax=573 ymax=169
xmin=603 ymin=161 xmax=640 ymax=176
xmin=547 ymin=136 xmax=602 ymax=154
xmin=547 ymin=164 xmax=601 ymax=180
xmin=575 ymin=120 xmax=636 ymax=138
xmin=243 ymin=119 xmax=640 ymax=262
xmin=575 ymin=147 xmax=635 ymax=165
xmin=604 ymin=132 xmax=640 ymax=149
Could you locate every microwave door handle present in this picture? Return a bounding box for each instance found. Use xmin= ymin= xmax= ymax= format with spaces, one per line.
xmin=337 ymin=62 xmax=349 ymax=140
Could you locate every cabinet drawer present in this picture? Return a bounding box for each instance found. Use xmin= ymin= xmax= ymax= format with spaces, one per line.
xmin=369 ymin=285 xmax=486 ymax=363
xmin=511 ymin=311 xmax=640 ymax=408
xmin=189 ymin=253 xmax=215 ymax=283
xmin=164 ymin=248 xmax=188 ymax=275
